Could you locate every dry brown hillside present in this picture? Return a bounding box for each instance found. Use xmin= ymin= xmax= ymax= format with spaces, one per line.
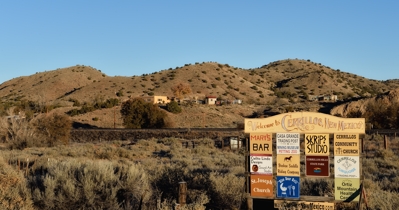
xmin=330 ymin=88 xmax=399 ymax=117
xmin=1 ymin=59 xmax=399 ymax=128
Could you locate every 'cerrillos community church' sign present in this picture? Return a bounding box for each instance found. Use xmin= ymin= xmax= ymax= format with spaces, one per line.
xmin=245 ymin=112 xmax=365 ymax=134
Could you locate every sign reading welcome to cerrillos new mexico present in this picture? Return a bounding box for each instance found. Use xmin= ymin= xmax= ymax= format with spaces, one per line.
xmin=245 ymin=112 xmax=365 ymax=134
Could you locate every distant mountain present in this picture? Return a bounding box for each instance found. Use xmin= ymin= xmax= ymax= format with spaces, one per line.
xmin=1 ymin=59 xmax=399 ymax=128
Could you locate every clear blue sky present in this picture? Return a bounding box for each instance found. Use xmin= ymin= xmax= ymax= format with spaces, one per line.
xmin=1 ymin=1 xmax=398 ymax=84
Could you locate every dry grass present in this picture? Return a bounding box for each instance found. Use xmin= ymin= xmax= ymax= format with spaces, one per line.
xmin=0 ymin=137 xmax=246 ymax=209
xmin=2 ymin=131 xmax=399 ymax=209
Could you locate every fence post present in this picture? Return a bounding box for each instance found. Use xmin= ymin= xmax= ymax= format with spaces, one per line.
xmin=384 ymin=135 xmax=389 ymax=150
xmin=26 ymin=158 xmax=29 ymax=176
xmin=246 ymin=194 xmax=253 ymax=210
xmin=178 ymin=181 xmax=187 ymax=206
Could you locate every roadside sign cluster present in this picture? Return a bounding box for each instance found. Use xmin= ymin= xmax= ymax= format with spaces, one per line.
xmin=334 ymin=134 xmax=360 ymax=201
xmin=249 ymin=132 xmax=362 ymax=203
xmin=244 ymin=111 xmax=365 ymax=206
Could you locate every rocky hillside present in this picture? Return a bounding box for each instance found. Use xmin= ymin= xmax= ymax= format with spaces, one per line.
xmin=1 ymin=59 xmax=399 ymax=128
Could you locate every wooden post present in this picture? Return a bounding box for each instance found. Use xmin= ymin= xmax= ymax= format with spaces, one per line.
xmin=246 ymin=195 xmax=253 ymax=210
xmin=18 ymin=159 xmax=20 ymax=171
xmin=178 ymin=181 xmax=187 ymax=206
xmin=26 ymin=158 xmax=29 ymax=176
xmin=361 ymin=138 xmax=364 ymax=154
xmin=384 ymin=135 xmax=388 ymax=150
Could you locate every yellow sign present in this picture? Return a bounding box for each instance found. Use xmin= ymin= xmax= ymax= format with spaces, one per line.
xmin=335 ymin=178 xmax=360 ymax=201
xmin=250 ymin=133 xmax=273 ymax=155
xmin=245 ymin=112 xmax=365 ymax=134
xmin=305 ymin=134 xmax=330 ymax=155
xmin=274 ymin=200 xmax=334 ymax=210
xmin=334 ymin=134 xmax=359 ymax=156
xmin=277 ymin=154 xmax=300 ymax=176
xmin=250 ymin=174 xmax=274 ymax=197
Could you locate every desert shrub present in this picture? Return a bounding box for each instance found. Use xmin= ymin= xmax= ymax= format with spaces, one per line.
xmin=166 ymin=101 xmax=182 ymax=114
xmin=28 ymin=159 xmax=150 ymax=210
xmin=120 ymin=98 xmax=168 ymax=129
xmin=208 ymin=172 xmax=244 ymax=209
xmin=171 ymin=83 xmax=192 ymax=98
xmin=68 ymin=98 xmax=81 ymax=106
xmin=301 ymin=178 xmax=334 ymax=197
xmin=0 ymin=109 xmax=41 ymax=149
xmin=33 ymin=113 xmax=72 ymax=146
xmin=0 ymin=156 xmax=34 ymax=210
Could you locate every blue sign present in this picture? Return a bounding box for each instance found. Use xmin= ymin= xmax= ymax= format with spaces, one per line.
xmin=276 ymin=176 xmax=300 ymax=198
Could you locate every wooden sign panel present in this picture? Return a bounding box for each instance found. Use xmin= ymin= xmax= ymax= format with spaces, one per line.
xmin=245 ymin=112 xmax=365 ymax=134
xmin=250 ymin=133 xmax=273 ymax=155
xmin=277 ymin=154 xmax=300 ymax=176
xmin=305 ymin=134 xmax=329 ymax=155
xmin=250 ymin=174 xmax=274 ymax=197
xmin=305 ymin=155 xmax=330 ymax=177
xmin=334 ymin=156 xmax=360 ymax=178
xmin=335 ymin=178 xmax=360 ymax=201
xmin=276 ymin=133 xmax=300 ymax=154
xmin=250 ymin=155 xmax=273 ymax=175
xmin=276 ymin=176 xmax=300 ymax=199
xmin=274 ymin=200 xmax=335 ymax=210
xmin=334 ymin=134 xmax=359 ymax=156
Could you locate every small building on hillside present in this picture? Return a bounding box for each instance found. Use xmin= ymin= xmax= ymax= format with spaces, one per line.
xmin=139 ymin=95 xmax=170 ymax=104
xmin=205 ymin=96 xmax=217 ymax=105
xmin=308 ymin=94 xmax=338 ymax=102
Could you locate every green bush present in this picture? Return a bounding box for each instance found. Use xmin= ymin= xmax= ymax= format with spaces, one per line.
xmin=120 ymin=98 xmax=169 ymax=128
xmin=166 ymin=101 xmax=182 ymax=114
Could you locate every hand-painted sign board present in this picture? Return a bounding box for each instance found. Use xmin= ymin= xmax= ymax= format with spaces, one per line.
xmin=276 ymin=176 xmax=300 ymax=199
xmin=305 ymin=155 xmax=330 ymax=177
xmin=244 ymin=112 xmax=365 ymax=134
xmin=274 ymin=200 xmax=335 ymax=210
xmin=334 ymin=134 xmax=359 ymax=156
xmin=334 ymin=156 xmax=360 ymax=178
xmin=277 ymin=154 xmax=300 ymax=176
xmin=250 ymin=174 xmax=274 ymax=197
xmin=250 ymin=133 xmax=273 ymax=155
xmin=305 ymin=134 xmax=330 ymax=155
xmin=250 ymin=155 xmax=273 ymax=175
xmin=276 ymin=133 xmax=300 ymax=154
xmin=335 ymin=178 xmax=360 ymax=201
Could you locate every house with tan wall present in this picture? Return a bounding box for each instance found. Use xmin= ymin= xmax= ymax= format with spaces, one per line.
xmin=140 ymin=95 xmax=170 ymax=104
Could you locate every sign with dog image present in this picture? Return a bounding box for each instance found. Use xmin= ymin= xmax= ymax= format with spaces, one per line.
xmin=277 ymin=154 xmax=300 ymax=176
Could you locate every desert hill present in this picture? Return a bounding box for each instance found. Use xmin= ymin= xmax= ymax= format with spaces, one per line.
xmin=1 ymin=59 xmax=399 ymax=128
